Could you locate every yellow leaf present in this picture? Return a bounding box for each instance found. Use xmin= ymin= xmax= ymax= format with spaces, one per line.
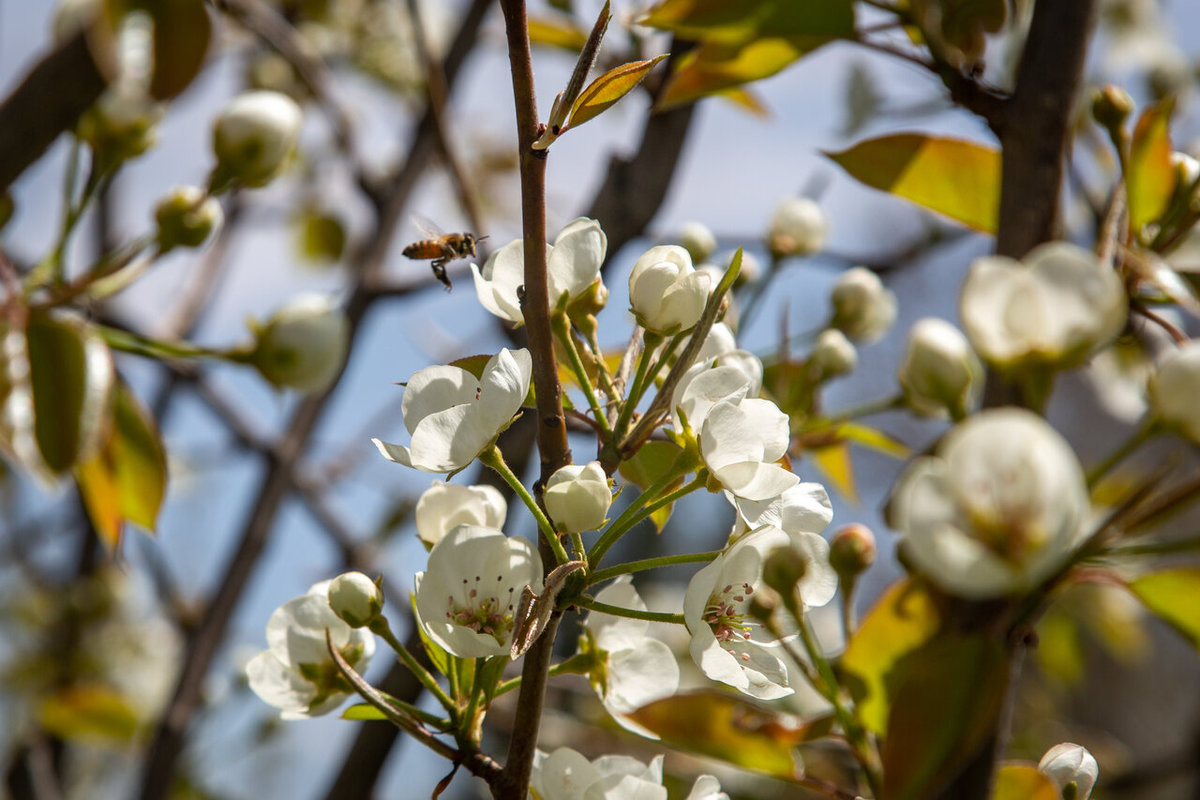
xmin=810 ymin=441 xmax=857 ymax=503
xmin=826 ymin=133 xmax=1000 ymax=233
xmin=528 ymin=16 xmax=587 ymax=52
xmin=1127 ymin=98 xmax=1176 ymax=235
xmin=837 ymin=421 xmax=910 ymax=459
xmin=38 ymin=684 xmax=140 ymax=745
xmin=564 ymin=55 xmax=668 ymax=132
xmin=1128 ymin=567 xmax=1200 ymax=652
xmin=992 ymin=764 xmax=1060 ymax=800
xmin=657 ymin=38 xmax=803 ymax=110
xmin=641 ymin=0 xmax=854 ymax=45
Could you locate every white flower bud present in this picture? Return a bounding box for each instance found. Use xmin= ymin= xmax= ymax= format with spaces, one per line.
xmin=77 ymin=85 xmax=162 ymax=166
xmin=678 ymin=220 xmax=717 ymax=263
xmin=52 ymin=0 xmax=97 ymax=42
xmin=628 ymin=245 xmax=712 ymax=334
xmin=1038 ymin=743 xmax=1098 ymax=799
xmin=1149 ymin=340 xmax=1200 ymax=442
xmin=810 ymin=328 xmax=857 ymax=380
xmin=154 ymin=186 xmax=223 ymax=251
xmin=414 ymin=481 xmax=507 ymax=549
xmin=251 ymin=294 xmax=349 ymax=393
xmin=830 ymin=267 xmax=896 ymax=342
xmin=769 ymin=196 xmax=827 ymax=257
xmin=212 ymin=90 xmax=303 ymax=190
xmin=327 ymin=571 xmax=384 ymax=628
xmin=1173 ymin=151 xmax=1200 ymax=190
xmin=543 ymin=461 xmax=612 ymax=534
xmin=898 ymin=318 xmax=984 ymax=419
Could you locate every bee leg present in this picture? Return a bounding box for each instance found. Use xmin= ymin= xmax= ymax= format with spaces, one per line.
xmin=431 ymin=257 xmax=452 ymax=291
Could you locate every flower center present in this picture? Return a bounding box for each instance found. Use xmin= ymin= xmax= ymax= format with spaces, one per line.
xmin=445 ymin=575 xmax=516 ymax=645
xmin=703 ymin=582 xmax=757 ymax=657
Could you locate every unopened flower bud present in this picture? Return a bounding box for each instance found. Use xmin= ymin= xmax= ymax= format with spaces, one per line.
xmin=1038 ymin=743 xmax=1098 ymax=800
xmin=77 ymin=86 xmax=162 ymax=167
xmin=628 ymin=245 xmax=712 ymax=334
xmin=327 ymin=571 xmax=384 ymax=628
xmin=1172 ymin=151 xmax=1200 ymax=194
xmin=768 ymin=196 xmax=826 ymax=258
xmin=155 ymin=186 xmax=223 ymax=251
xmin=1092 ymin=85 xmax=1133 ymax=132
xmin=251 ymin=294 xmax=349 ymax=393
xmin=898 ymin=318 xmax=983 ymax=419
xmin=678 ymin=221 xmax=717 ymax=264
xmin=810 ymin=328 xmax=857 ymax=381
xmin=761 ymin=544 xmax=809 ymax=612
xmin=211 ymin=90 xmax=303 ymax=191
xmin=565 ymin=278 xmax=609 ymax=334
xmin=829 ymin=524 xmax=876 ymax=580
xmin=830 ymin=267 xmax=897 ymax=342
xmin=544 ymin=461 xmax=612 ymax=534
xmin=1149 ymin=340 xmax=1200 ymax=443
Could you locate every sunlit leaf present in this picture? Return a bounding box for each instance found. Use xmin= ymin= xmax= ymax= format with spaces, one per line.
xmin=837 ymin=421 xmax=910 ymax=459
xmin=810 ymin=441 xmax=857 ymax=503
xmin=26 ymin=311 xmax=114 ymax=475
xmin=826 ymin=134 xmax=1000 ymax=233
xmin=528 ymin=15 xmax=588 ymax=52
xmin=297 ymin=210 xmax=347 ymax=264
xmin=626 ymin=691 xmax=821 ymax=778
xmin=619 ymin=441 xmax=686 ymax=532
xmin=993 ymin=763 xmax=1059 ymax=800
xmin=1128 ymin=567 xmax=1200 ymax=652
xmin=76 ymin=383 xmax=168 ymax=548
xmin=881 ymin=634 xmax=1010 ymax=800
xmin=103 ymin=0 xmax=212 ymax=100
xmin=657 ymin=38 xmax=804 ymax=110
xmin=641 ymin=0 xmax=854 ymax=45
xmin=840 ymin=579 xmax=941 ymax=734
xmin=719 ymin=86 xmax=770 ymax=118
xmin=564 ymin=55 xmax=668 ymax=132
xmin=1127 ymin=98 xmax=1175 ymax=235
xmin=1034 ymin=606 xmax=1085 ymax=687
xmin=342 ymin=703 xmax=388 ymax=721
xmin=37 ymin=684 xmax=140 ymax=745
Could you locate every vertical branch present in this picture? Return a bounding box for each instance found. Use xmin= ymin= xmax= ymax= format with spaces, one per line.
xmin=495 ymin=1 xmax=570 ymax=797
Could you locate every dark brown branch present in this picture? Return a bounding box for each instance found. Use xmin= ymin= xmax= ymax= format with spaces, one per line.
xmin=0 ymin=28 xmax=108 ymax=193
xmin=135 ymin=4 xmax=492 ymax=797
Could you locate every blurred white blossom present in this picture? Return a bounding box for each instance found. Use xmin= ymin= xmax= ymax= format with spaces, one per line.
xmin=212 ymin=90 xmax=302 ymax=188
xmin=768 ymin=196 xmax=827 ymax=258
xmin=829 ymin=267 xmax=897 ymax=342
xmin=414 ymin=481 xmax=507 ymax=549
xmin=531 ymin=748 xmax=726 ymax=800
xmin=898 ymin=317 xmax=984 ymax=419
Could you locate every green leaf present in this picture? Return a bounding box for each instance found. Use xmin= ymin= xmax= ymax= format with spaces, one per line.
xmin=37 ymin=684 xmax=140 ymax=745
xmin=1127 ymin=98 xmax=1175 ymax=235
xmin=826 ymin=134 xmax=1000 ymax=233
xmin=564 ymin=55 xmax=668 ymax=132
xmin=26 ymin=311 xmax=114 ymax=475
xmin=619 ymin=441 xmax=686 ymax=532
xmin=880 ymin=634 xmax=1010 ymax=800
xmin=76 ymin=383 xmax=168 ymax=548
xmin=297 ymin=210 xmax=347 ymax=264
xmin=839 ymin=579 xmax=941 ymax=734
xmin=993 ymin=763 xmax=1060 ymax=800
xmin=641 ymin=0 xmax=854 ymax=45
xmin=626 ymin=690 xmax=820 ymax=778
xmin=1128 ymin=567 xmax=1200 ymax=651
xmin=104 ymin=0 xmax=212 ymax=100
xmin=342 ymin=703 xmax=388 ymax=721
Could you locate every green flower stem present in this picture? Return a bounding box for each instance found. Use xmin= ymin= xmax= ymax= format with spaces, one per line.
xmin=569 ymin=531 xmax=586 ymax=561
xmin=461 ymin=657 xmax=489 ymax=740
xmin=480 ymin=446 xmax=569 ymax=565
xmin=583 ymin=327 xmax=620 ymax=404
xmin=27 ymin=146 xmax=109 ymax=292
xmin=640 ymin=333 xmax=684 ymax=398
xmin=613 ymin=332 xmax=662 ymax=441
xmin=588 ymin=471 xmax=704 ymax=566
xmin=796 ymin=613 xmax=882 ymax=796
xmin=577 ymin=598 xmax=685 ymax=625
xmin=97 ymin=324 xmax=237 ymax=361
xmin=373 ymin=690 xmax=451 ymax=730
xmin=588 ymin=549 xmax=721 ymax=585
xmin=552 ymin=312 xmax=612 ymax=437
xmin=370 ymin=616 xmax=457 ymax=716
xmin=1104 ymin=536 xmax=1200 ymax=558
xmin=1087 ymin=421 xmax=1155 ymax=488
xmin=492 ymin=652 xmax=592 ymax=698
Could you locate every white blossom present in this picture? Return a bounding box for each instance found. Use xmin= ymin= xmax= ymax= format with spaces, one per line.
xmin=246 ymin=581 xmax=375 ymax=719
xmin=251 ymin=294 xmax=349 ymax=393
xmin=531 ymin=748 xmax=727 ymax=800
xmin=671 ymin=345 xmax=763 ymax=436
xmin=471 ymin=217 xmax=607 ymax=324
xmin=414 ymin=481 xmax=507 ymax=549
xmin=1149 ymin=339 xmax=1200 ymax=443
xmin=768 ymin=196 xmax=827 ymax=257
xmin=212 ymin=90 xmax=302 ymax=188
xmin=959 ymin=242 xmax=1127 ymax=369
xmin=684 ymin=527 xmax=797 ymax=699
xmin=628 ymin=245 xmax=712 ymax=334
xmin=809 ymin=328 xmax=857 ymax=380
xmin=413 ymin=525 xmax=542 ymax=658
xmin=890 ymin=409 xmax=1089 ymax=599
xmin=830 ymin=267 xmax=896 ymax=342
xmin=582 ymin=577 xmax=679 ymax=736
xmin=373 ymin=348 xmax=531 ymax=474
xmin=700 ymin=397 xmax=797 ymax=501
xmin=898 ymin=317 xmax=984 ymax=419
xmin=730 ymin=482 xmax=834 ymax=545
xmin=1039 ymin=742 xmax=1099 ymax=799
xmin=544 ymin=461 xmax=612 ymax=534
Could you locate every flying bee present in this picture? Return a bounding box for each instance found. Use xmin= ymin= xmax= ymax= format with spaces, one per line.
xmin=402 ymin=217 xmax=485 ymax=290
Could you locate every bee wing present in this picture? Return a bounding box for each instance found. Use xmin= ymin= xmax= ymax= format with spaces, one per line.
xmin=411 ymin=214 xmax=446 ymax=239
